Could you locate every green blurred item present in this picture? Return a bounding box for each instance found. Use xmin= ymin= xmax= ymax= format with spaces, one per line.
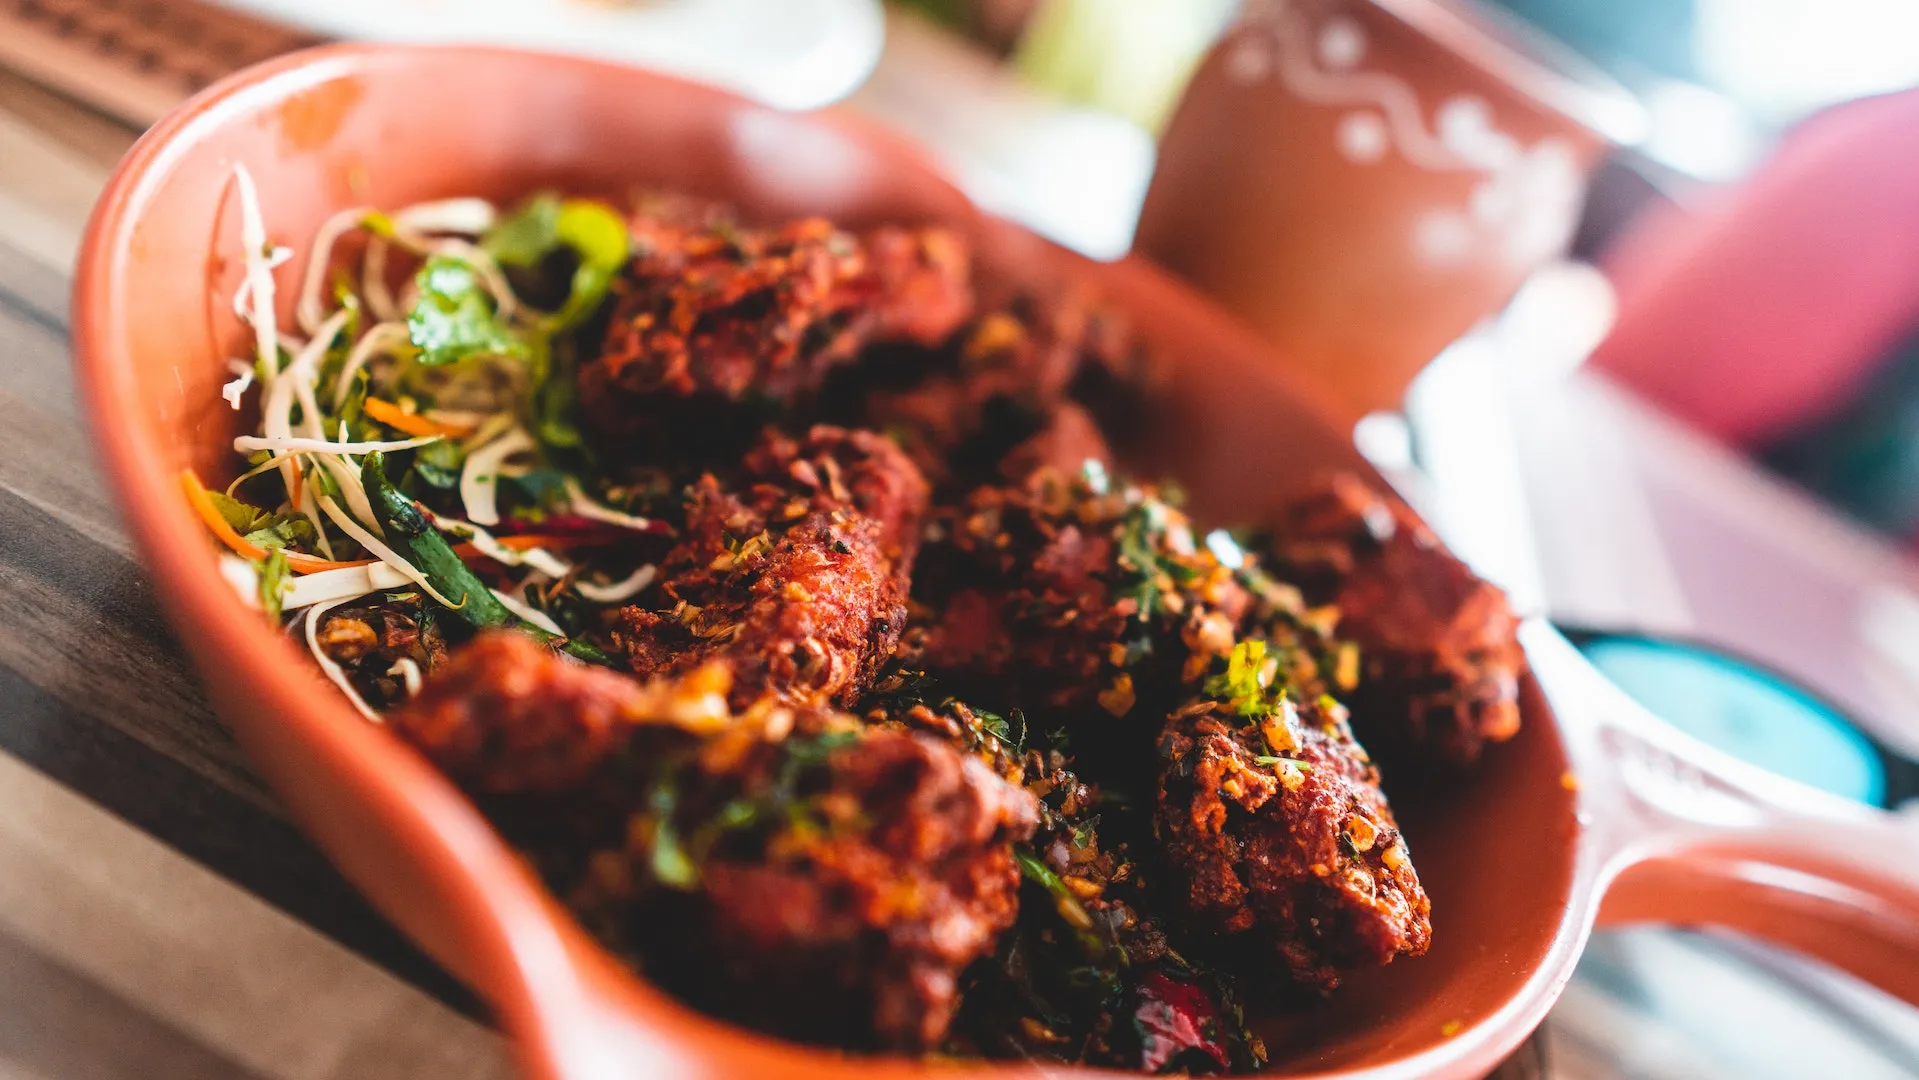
xmin=1012 ymin=0 xmax=1234 ymax=132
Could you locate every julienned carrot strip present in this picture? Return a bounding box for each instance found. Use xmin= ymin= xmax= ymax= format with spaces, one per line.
xmin=363 ymin=398 xmax=474 ymax=438
xmin=189 ymin=468 xmax=634 ymax=579
xmin=493 ymin=532 xmax=628 ymax=550
xmin=285 ymin=554 xmax=378 ymax=573
xmin=183 ymin=468 xmax=266 ymax=560
xmin=181 ymin=468 xmax=375 ymax=575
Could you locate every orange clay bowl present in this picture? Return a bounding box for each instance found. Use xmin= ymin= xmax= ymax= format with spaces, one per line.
xmin=72 ymin=43 xmax=1919 ymax=1080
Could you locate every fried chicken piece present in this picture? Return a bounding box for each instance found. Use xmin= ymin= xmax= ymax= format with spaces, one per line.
xmin=583 ymin=216 xmax=972 ymax=455
xmin=580 ymin=720 xmax=1036 ymax=1051
xmin=618 ymin=426 xmax=929 ymax=708
xmin=1155 ymin=693 xmax=1431 ymax=990
xmin=313 ymin=594 xmax=450 ymax=711
xmin=387 ymin=631 xmax=724 ymax=794
xmin=863 ymin=675 xmax=1268 ymax=1072
xmin=914 ymin=469 xmax=1249 ymax=733
xmin=1270 ymin=474 xmax=1527 ymax=765
xmin=866 ymin=289 xmax=1147 ymax=488
xmin=742 ymin=423 xmax=929 ymax=561
xmin=997 ymin=401 xmax=1114 ymax=483
xmin=395 ymin=635 xmax=1034 ymax=1051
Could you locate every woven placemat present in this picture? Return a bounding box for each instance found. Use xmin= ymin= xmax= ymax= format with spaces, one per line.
xmin=0 ymin=0 xmax=319 ymax=126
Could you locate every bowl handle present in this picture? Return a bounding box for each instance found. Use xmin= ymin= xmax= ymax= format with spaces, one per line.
xmin=1523 ymin=621 xmax=1919 ymax=1003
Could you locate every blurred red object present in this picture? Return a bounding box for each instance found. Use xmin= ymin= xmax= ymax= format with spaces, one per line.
xmin=1590 ymin=88 xmax=1919 ymax=446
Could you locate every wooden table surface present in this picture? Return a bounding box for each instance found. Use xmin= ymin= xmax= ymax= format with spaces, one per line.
xmin=0 ymin=64 xmax=515 ymax=1080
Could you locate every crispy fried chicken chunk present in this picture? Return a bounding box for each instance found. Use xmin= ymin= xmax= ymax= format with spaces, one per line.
xmin=914 ymin=470 xmax=1249 ymax=729
xmin=389 ymin=631 xmax=652 ymax=794
xmin=583 ymin=217 xmax=972 ymax=454
xmin=1271 ymin=474 xmax=1527 ymax=765
xmin=394 ymin=636 xmax=1035 ymax=1050
xmin=618 ymin=426 xmax=929 ymax=707
xmin=1155 ymin=696 xmax=1431 ymax=989
xmin=866 ymin=290 xmax=1147 ymax=487
xmin=667 ymin=728 xmax=1037 ymax=1050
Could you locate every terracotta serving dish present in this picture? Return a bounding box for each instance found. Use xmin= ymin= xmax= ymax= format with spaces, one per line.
xmin=73 ymin=44 xmax=1919 ymax=1080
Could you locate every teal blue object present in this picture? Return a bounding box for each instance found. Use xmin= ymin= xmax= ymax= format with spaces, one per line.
xmin=1578 ymin=635 xmax=1886 ymax=806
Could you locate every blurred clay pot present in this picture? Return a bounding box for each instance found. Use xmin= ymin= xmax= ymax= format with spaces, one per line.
xmin=1136 ymin=0 xmax=1645 ymax=421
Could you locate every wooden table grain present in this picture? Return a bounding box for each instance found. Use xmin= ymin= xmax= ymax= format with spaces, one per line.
xmin=0 ymin=65 xmax=513 ymax=1080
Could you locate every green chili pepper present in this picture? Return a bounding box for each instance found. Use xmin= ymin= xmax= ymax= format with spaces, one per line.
xmin=361 ymin=451 xmax=617 ymax=666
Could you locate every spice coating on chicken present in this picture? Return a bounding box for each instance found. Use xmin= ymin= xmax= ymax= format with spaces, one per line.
xmin=914 ymin=469 xmax=1250 ymax=731
xmin=389 ymin=630 xmax=655 ymax=794
xmin=612 ymin=725 xmax=1038 ymax=1051
xmin=618 ymin=426 xmax=929 ymax=708
xmin=1270 ymin=474 xmax=1527 ymax=765
xmin=865 ymin=290 xmax=1147 ymax=488
xmin=583 ymin=217 xmax=972 ymax=452
xmin=392 ymin=635 xmax=1035 ymax=1050
xmin=1155 ymin=688 xmax=1431 ymax=990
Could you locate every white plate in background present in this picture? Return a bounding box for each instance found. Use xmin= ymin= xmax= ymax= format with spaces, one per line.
xmin=206 ymin=0 xmax=886 ymax=109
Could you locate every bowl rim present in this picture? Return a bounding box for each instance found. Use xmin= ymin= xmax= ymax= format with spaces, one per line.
xmin=69 ymin=39 xmax=1597 ymax=1080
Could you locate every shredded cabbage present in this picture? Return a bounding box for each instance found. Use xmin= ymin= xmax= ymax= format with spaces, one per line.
xmin=221 ymin=359 xmax=256 ymax=410
xmin=331 ymin=322 xmax=411 ymax=408
xmin=218 ymin=554 xmax=262 ymax=609
xmin=393 ymin=197 xmax=498 ymax=237
xmin=295 ymin=205 xmax=375 ymax=336
xmin=236 ymin=434 xmax=442 ymax=455
xmin=386 ymin=656 xmax=423 ymax=698
xmin=490 ymin=587 xmax=565 ymax=637
xmin=280 ymin=561 xmax=412 ymax=611
xmin=460 ymin=428 xmax=536 ymax=526
xmin=306 ymin=598 xmax=380 ymax=722
xmin=565 ymin=477 xmax=658 ymax=531
xmin=425 ymin=508 xmax=572 ymax=578
xmin=315 ymin=494 xmax=462 ymax=610
xmin=231 ymin=164 xmax=283 ymax=380
xmin=576 ymin=564 xmax=658 ymax=604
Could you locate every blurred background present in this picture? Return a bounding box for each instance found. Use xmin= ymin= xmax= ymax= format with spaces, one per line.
xmin=4 ymin=0 xmax=1919 ymax=1077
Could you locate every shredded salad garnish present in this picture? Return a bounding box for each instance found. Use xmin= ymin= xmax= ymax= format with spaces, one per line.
xmin=197 ymin=169 xmax=655 ymax=701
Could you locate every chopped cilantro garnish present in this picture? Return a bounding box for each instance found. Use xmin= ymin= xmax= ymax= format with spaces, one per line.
xmin=206 ymin=489 xmax=271 ymax=534
xmin=644 ymin=782 xmax=698 ymax=889
xmin=406 ymin=255 xmax=528 ymax=367
xmin=1070 ymin=816 xmax=1100 ymax=850
xmin=976 ymin=706 xmax=1028 ymax=753
xmin=1253 ymin=755 xmax=1312 ymax=773
xmin=1206 ymin=640 xmax=1278 ymax=720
